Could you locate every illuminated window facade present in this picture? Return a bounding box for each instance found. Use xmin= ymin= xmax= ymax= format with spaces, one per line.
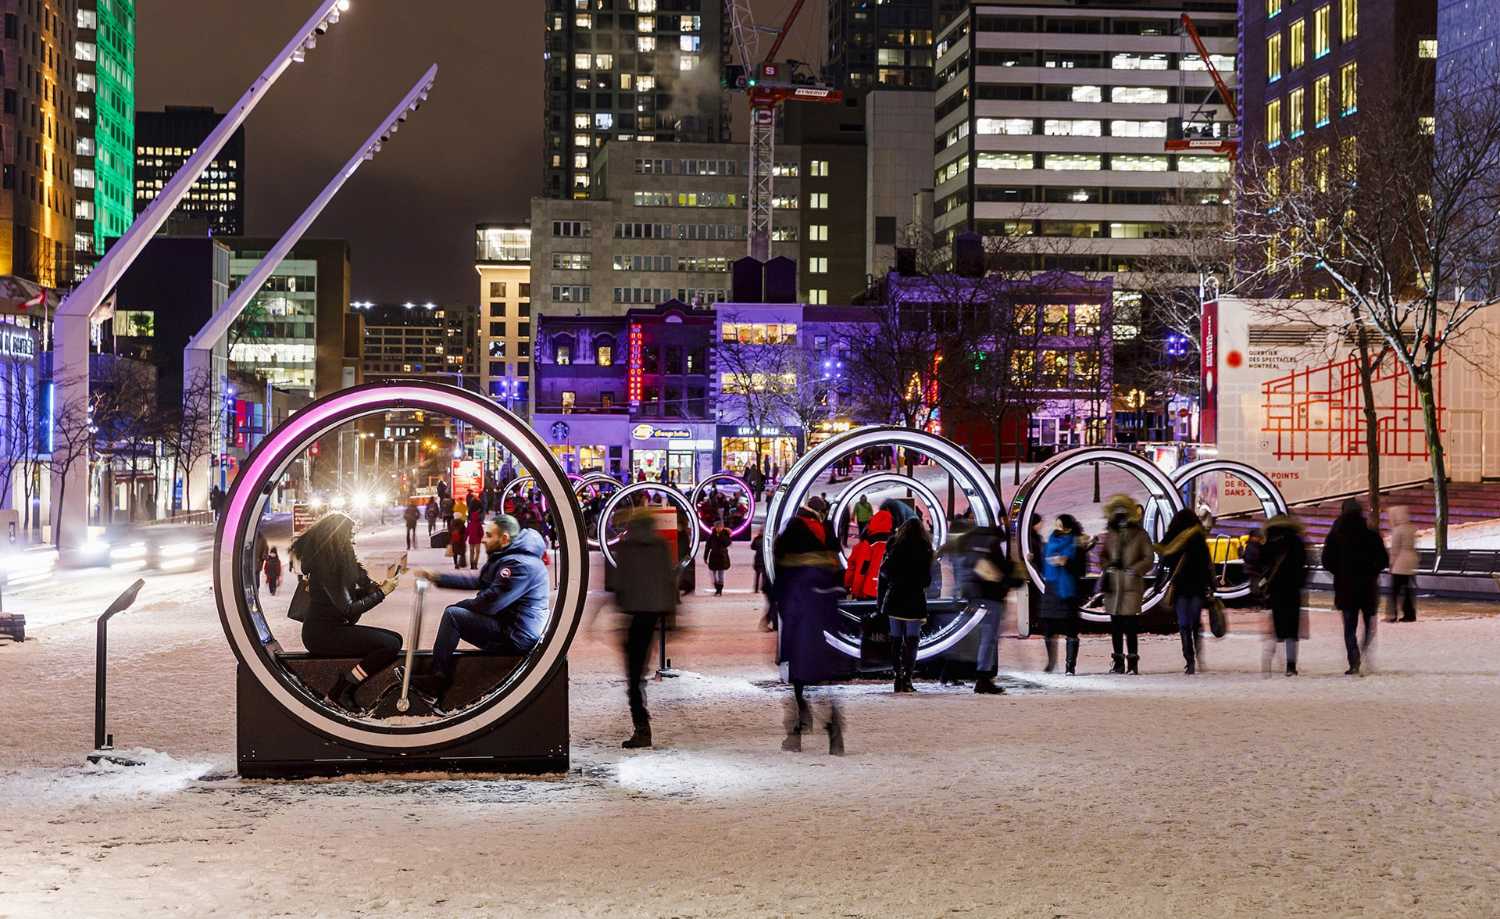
xmin=73 ymin=0 xmax=135 ymax=283
xmin=136 ymin=106 xmax=245 ymax=237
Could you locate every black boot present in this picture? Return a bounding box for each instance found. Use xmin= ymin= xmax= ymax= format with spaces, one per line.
xmin=903 ymin=637 xmax=921 ymax=692
xmin=1180 ymin=628 xmax=1197 ymax=675
xmin=327 ymin=672 xmax=364 ymax=713
xmin=622 ymin=716 xmax=653 ymax=749
xmin=1065 ymin=638 xmax=1079 ymax=675
xmin=782 ymin=698 xmax=810 ymax=751
xmin=1044 ymin=636 xmax=1057 ymax=673
xmin=974 ymin=674 xmax=1006 ymax=695
xmin=412 ymin=672 xmax=454 ymax=711
xmin=1110 ymin=653 xmax=1125 ymax=674
xmin=1126 ymin=654 xmax=1140 ymax=675
xmin=1286 ymin=661 xmax=1298 ymax=676
xmin=825 ymin=704 xmax=845 ymax=756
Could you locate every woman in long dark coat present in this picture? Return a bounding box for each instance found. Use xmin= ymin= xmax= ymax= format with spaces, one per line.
xmin=1156 ymin=508 xmax=1214 ymax=675
xmin=1260 ymin=514 xmax=1309 ymax=676
xmin=878 ymin=517 xmax=934 ymax=693
xmin=704 ymin=520 xmax=733 ymax=596
xmin=774 ymin=504 xmax=849 ymax=755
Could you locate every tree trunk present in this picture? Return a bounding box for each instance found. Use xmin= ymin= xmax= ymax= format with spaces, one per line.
xmin=1414 ymin=370 xmax=1449 ymax=553
xmin=1354 ymin=324 xmax=1383 ymax=522
xmin=992 ymin=413 xmax=1006 ymax=498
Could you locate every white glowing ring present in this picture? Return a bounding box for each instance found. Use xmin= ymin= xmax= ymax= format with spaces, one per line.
xmin=828 ymin=472 xmax=948 ymax=567
xmin=821 ymin=598 xmax=989 ymax=662
xmin=689 ymin=473 xmax=756 ymax=537
xmin=1010 ymin=447 xmax=1184 ymax=620
xmin=764 ymin=426 xmax=1002 ymax=582
xmin=214 ymin=382 xmax=587 ymax=751
xmin=1165 ymin=459 xmax=1290 ymax=601
xmin=498 ymin=475 xmax=537 ymax=515
xmin=574 ymin=472 xmax=624 ymax=550
xmin=595 ymin=482 xmax=702 ymax=571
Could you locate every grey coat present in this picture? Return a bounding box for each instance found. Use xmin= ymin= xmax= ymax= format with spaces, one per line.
xmin=612 ymin=531 xmax=680 ymax=615
xmin=1103 ymin=524 xmax=1154 ymax=617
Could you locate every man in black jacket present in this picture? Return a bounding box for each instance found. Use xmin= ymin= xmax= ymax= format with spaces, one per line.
xmin=1322 ymin=499 xmax=1390 ymax=675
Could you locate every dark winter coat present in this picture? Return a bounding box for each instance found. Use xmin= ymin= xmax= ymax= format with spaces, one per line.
xmin=1261 ymin=517 xmax=1309 ymax=640
xmin=1157 ymin=509 xmax=1213 ymax=600
xmin=431 ymin=529 xmax=550 ymax=652
xmin=301 ymin=563 xmax=385 ymax=626
xmin=613 ymin=529 xmax=679 ymax=615
xmin=404 ymin=504 xmax=420 ymax=526
xmin=952 ymin=526 xmax=1011 ymax=603
xmin=450 ymin=517 xmax=466 ymax=548
xmin=704 ymin=527 xmax=733 ymax=571
xmin=263 ymin=553 xmax=283 ymax=589
xmin=1321 ymin=508 xmax=1389 ymax=611
xmin=877 ymin=531 xmax=934 ymax=622
xmin=773 ymin=513 xmax=850 ymax=683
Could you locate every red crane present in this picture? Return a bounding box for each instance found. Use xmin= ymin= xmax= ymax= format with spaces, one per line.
xmin=1165 ymin=13 xmax=1239 ymax=160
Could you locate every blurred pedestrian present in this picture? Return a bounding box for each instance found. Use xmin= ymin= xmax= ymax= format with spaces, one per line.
xmin=254 ymin=531 xmax=269 ymax=591
xmin=1041 ymin=514 xmax=1087 ymax=675
xmin=949 ymin=522 xmax=1012 ymax=694
xmin=450 ymin=513 xmax=468 ymax=569
xmin=424 ymin=496 xmax=439 ymax=537
xmin=1259 ymin=514 xmax=1308 ymax=676
xmin=774 ymin=503 xmax=848 ymax=755
xmin=1322 ymin=499 xmax=1389 ymax=675
xmin=403 ymin=501 xmax=420 ymax=550
xmin=1157 ymin=508 xmax=1213 ymax=675
xmin=263 ymin=547 xmax=283 ymax=596
xmin=853 ymin=494 xmax=874 ymax=540
xmin=1102 ymin=495 xmax=1152 ymax=675
xmin=611 ymin=512 xmax=679 ymax=749
xmin=879 ymin=517 xmax=934 ymax=693
xmin=1386 ymin=505 xmax=1419 ymax=622
xmin=466 ymin=507 xmax=484 ymax=570
xmin=704 ymin=518 xmax=733 ymax=596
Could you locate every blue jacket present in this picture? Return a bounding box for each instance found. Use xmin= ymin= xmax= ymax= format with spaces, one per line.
xmin=1042 ymin=531 xmax=1078 ymax=600
xmin=433 ymin=528 xmax=549 ymax=651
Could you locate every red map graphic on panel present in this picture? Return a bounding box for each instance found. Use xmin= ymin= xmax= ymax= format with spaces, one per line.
xmin=1260 ymin=353 xmax=1444 ymax=460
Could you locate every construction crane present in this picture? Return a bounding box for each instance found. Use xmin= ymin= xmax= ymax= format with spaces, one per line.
xmin=724 ymin=0 xmax=843 ymax=260
xmin=1165 ymin=13 xmax=1239 ymax=160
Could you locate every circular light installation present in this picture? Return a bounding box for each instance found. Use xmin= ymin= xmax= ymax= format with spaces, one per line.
xmin=827 ymin=472 xmax=948 ymax=568
xmin=689 ymin=473 xmax=756 ymax=537
xmin=498 ymin=475 xmax=537 ymax=515
xmin=1009 ymin=447 xmax=1184 ymax=620
xmin=573 ymin=472 xmax=624 ymax=550
xmin=1167 ymin=459 xmax=1290 ymax=601
xmin=215 ymin=382 xmax=587 ymax=751
xmin=595 ymin=482 xmax=702 ymax=571
xmin=762 ymin=426 xmax=1003 ymax=662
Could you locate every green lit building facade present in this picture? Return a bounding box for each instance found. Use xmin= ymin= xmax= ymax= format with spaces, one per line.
xmin=73 ymin=0 xmax=136 ymax=282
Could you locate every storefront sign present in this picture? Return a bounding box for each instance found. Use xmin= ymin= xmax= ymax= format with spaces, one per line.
xmin=735 ymin=425 xmax=784 ymax=437
xmin=292 ymin=503 xmax=318 ymax=536
xmin=0 ymin=329 xmax=36 ymax=361
xmin=451 ymin=458 xmax=484 ymax=499
xmin=551 ymin=421 xmax=571 ymax=442
xmin=632 ymin=424 xmax=692 ymax=441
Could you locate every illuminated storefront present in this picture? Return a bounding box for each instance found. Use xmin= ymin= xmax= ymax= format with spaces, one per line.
xmin=629 ymin=422 xmax=715 ymax=484
xmin=717 ymin=425 xmax=802 ymax=478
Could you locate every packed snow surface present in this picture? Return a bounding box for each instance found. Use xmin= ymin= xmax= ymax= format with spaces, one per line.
xmin=1 ymin=511 xmax=1498 ymax=918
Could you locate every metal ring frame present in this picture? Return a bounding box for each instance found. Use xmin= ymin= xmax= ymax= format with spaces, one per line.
xmin=215 ymin=382 xmax=588 ymax=751
xmin=573 ymin=472 xmax=624 ymax=550
xmin=689 ymin=473 xmax=756 ymax=537
xmin=828 ymin=472 xmax=948 ymax=568
xmin=763 ymin=426 xmax=1004 ymax=662
xmin=595 ymin=482 xmax=702 ymax=571
xmin=1166 ymin=459 xmax=1291 ymax=601
xmin=498 ymin=475 xmax=537 ymax=515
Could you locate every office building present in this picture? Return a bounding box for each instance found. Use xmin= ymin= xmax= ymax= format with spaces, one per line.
xmin=1437 ymin=0 xmax=1497 ymax=97
xmin=866 ymin=89 xmax=936 ymax=279
xmin=72 ymin=0 xmax=134 ymax=282
xmin=827 ymin=0 xmax=967 ymax=93
xmin=542 ymin=0 xmax=729 ymax=199
xmin=529 ymin=139 xmax=803 ymax=317
xmin=475 ymin=223 xmax=533 ymax=408
xmin=355 ymin=301 xmax=479 ymax=391
xmin=224 ymin=238 xmax=357 ymax=398
xmin=0 ymin=0 xmax=79 ymax=288
xmin=1243 ymin=0 xmax=1436 ymax=154
xmin=785 ymin=95 xmax=869 ymax=304
xmin=931 ymin=1 xmax=1236 ymax=279
xmin=136 ymin=106 xmax=245 ymax=237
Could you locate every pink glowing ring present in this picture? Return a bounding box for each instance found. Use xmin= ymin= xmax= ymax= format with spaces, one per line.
xmin=214 ymin=382 xmax=588 ymax=751
xmin=689 ymin=473 xmax=756 ymax=537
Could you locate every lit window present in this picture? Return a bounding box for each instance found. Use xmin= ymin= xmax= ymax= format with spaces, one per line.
xmin=1111 ymin=86 xmax=1168 ymax=103
xmin=595 ymin=112 xmax=614 ymax=130
xmin=1110 ymin=120 xmax=1167 ymax=137
xmin=807 ymin=289 xmax=828 ymax=305
xmin=597 ymin=346 xmax=613 ymax=366
xmin=1340 ymin=136 xmax=1358 ymax=181
xmin=809 ymin=257 xmax=828 ymax=274
xmin=1341 ymin=0 xmax=1357 ymax=39
xmin=1070 ymin=86 xmax=1102 ymax=102
xmin=638 ymin=36 xmax=656 ymax=52
xmin=1289 ymin=87 xmax=1305 ymax=137
xmin=1418 ymin=115 xmax=1435 ymax=135
xmin=1044 ymin=154 xmax=1102 ymax=170
xmin=596 ymin=54 xmax=614 ymax=70
xmin=575 ymin=13 xmax=591 ymax=28
xmin=809 ymin=193 xmax=829 ymax=209
xmin=680 ymin=54 xmax=699 ymax=71
xmin=810 ymin=224 xmax=828 ymax=241
xmin=561 ymin=391 xmax=576 ymax=412
xmin=1267 ymin=0 xmax=1282 ymax=17
xmin=1044 ymin=119 xmax=1101 ymax=136
xmin=1267 ymin=98 xmax=1283 ymax=146
xmin=976 ymin=117 xmax=1032 ymax=135
xmin=574 ymin=52 xmax=592 ymax=69
xmin=557 ymin=344 xmax=572 ymax=365
xmin=1340 ymin=62 xmax=1358 ymax=114
xmin=1313 ymin=75 xmax=1331 ymax=125
xmin=1112 ymin=155 xmax=1169 ymax=171
xmin=638 ymin=15 xmax=656 ymax=31
xmin=1313 ymin=5 xmax=1331 ymax=57
xmin=1290 ymin=19 xmax=1305 ymax=69
xmin=680 ymin=35 xmax=700 ymax=52
xmin=1267 ymin=33 xmax=1282 ymax=82
xmin=1418 ymin=38 xmax=1437 ymax=59
xmin=810 ymin=159 xmax=830 ymax=177
xmin=1314 ymin=145 xmax=1330 ymax=191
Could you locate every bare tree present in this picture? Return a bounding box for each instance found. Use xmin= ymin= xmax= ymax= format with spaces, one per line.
xmin=160 ymin=368 xmax=217 ymax=514
xmin=47 ymin=394 xmax=97 ymax=547
xmin=716 ymin=315 xmax=799 ymax=470
xmin=1230 ymin=66 xmax=1500 ymax=549
xmin=0 ymin=358 xmax=36 ymax=517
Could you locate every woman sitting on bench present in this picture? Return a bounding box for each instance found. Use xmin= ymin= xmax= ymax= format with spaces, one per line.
xmin=289 ymin=512 xmax=403 ymax=712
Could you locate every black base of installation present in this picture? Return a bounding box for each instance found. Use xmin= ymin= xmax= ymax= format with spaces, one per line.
xmin=235 ymin=661 xmax=570 ymax=779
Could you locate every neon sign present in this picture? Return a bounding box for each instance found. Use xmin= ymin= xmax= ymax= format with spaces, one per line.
xmin=0 ymin=329 xmax=36 ymax=361
xmin=627 ymin=323 xmax=644 ymax=405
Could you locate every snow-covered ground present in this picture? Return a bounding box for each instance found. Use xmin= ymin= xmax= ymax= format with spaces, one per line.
xmin=2 ymin=507 xmax=1499 ymax=917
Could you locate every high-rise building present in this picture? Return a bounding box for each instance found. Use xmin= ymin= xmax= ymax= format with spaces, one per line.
xmin=72 ymin=0 xmax=134 ymax=282
xmin=355 ymin=301 xmax=479 ymax=391
xmin=784 ymin=96 xmax=869 ymax=304
xmin=224 ymin=238 xmax=357 ymax=398
xmin=827 ymin=0 xmax=967 ymax=93
xmin=542 ymin=0 xmax=729 ymax=199
xmin=136 ymin=106 xmax=245 ymax=237
xmin=865 ymin=89 xmax=936 ymax=279
xmin=475 ymin=223 xmax=533 ymax=409
xmin=1243 ymin=0 xmax=1436 ymax=155
xmin=0 ymin=0 xmax=79 ymax=288
xmin=1436 ymin=0 xmax=1494 ymax=98
xmin=932 ymin=0 xmax=1236 ymax=278
xmin=530 ymin=139 xmax=803 ymax=316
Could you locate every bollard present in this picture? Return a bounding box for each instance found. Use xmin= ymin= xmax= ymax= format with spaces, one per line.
xmin=88 ymin=578 xmax=147 ymax=766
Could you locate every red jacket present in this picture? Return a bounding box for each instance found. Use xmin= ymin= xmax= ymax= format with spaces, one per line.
xmin=844 ymin=509 xmax=896 ymax=600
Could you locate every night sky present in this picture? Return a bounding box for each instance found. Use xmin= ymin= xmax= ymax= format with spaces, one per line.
xmin=136 ymin=0 xmax=822 ymax=306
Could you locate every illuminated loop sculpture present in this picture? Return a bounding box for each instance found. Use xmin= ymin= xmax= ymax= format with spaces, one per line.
xmin=827 ymin=472 xmax=948 ymax=568
xmin=573 ymin=472 xmax=624 ymax=550
xmin=1165 ymin=459 xmax=1290 ymax=601
xmin=215 ymin=382 xmax=587 ymax=776
xmin=690 ymin=473 xmax=756 ymax=537
xmin=763 ymin=426 xmax=1004 ymax=662
xmin=596 ymin=482 xmax=702 ymax=571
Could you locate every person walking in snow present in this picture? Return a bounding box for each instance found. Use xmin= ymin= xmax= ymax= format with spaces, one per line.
xmin=1259 ymin=514 xmax=1308 ymax=676
xmin=704 ymin=518 xmax=733 ymax=596
xmin=1386 ymin=505 xmax=1419 ymax=622
xmin=774 ymin=503 xmax=849 ymax=755
xmin=1322 ymin=499 xmax=1389 ymax=675
xmin=610 ymin=512 xmax=679 ymax=749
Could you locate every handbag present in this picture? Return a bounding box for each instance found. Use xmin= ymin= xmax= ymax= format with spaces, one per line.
xmin=1208 ymin=596 xmax=1229 ymax=638
xmin=287 ymin=574 xmax=311 ymax=622
xmin=1162 ymin=555 xmax=1187 ymax=606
